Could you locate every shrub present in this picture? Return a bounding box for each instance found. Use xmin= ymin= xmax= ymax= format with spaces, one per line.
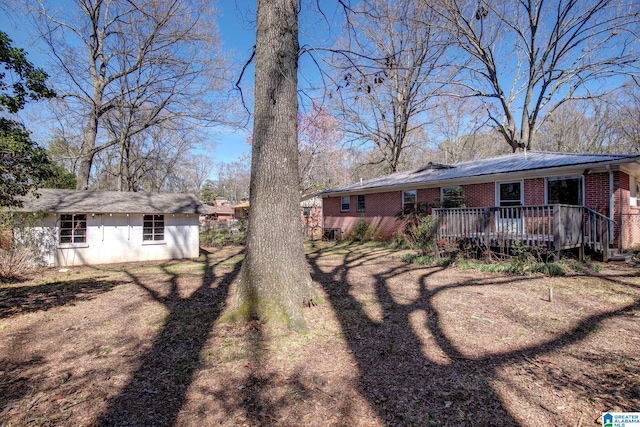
xmin=531 ymin=262 xmax=565 ymax=276
xmin=401 ymin=252 xmax=453 ymax=267
xmin=0 ymin=211 xmax=51 ymax=280
xmin=200 ymin=220 xmax=246 ymax=247
xmin=395 ymin=203 xmax=436 ymax=255
xmin=349 ymin=217 xmax=381 ymax=242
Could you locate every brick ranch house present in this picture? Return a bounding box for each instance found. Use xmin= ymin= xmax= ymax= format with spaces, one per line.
xmin=319 ymin=151 xmax=640 ymax=253
xmin=14 ymin=189 xmax=204 ymax=267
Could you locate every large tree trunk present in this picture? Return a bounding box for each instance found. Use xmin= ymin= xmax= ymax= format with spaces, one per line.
xmin=221 ymin=0 xmax=315 ymax=330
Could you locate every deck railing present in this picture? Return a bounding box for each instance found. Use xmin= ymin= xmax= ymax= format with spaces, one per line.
xmin=433 ymin=205 xmax=614 ymax=260
xmin=584 ymin=207 xmax=612 ymax=260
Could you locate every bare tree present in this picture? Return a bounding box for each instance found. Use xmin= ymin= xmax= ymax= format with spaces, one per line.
xmin=91 ymin=125 xmax=207 ymax=192
xmin=213 ymin=157 xmax=251 ymax=202
xmin=609 ymin=81 xmax=640 ymax=152
xmin=535 ymin=99 xmax=615 ymax=153
xmin=29 ymin=0 xmax=231 ymax=190
xmin=330 ymin=0 xmax=450 ymax=173
xmin=434 ymin=0 xmax=640 ymax=152
xmin=185 ymin=154 xmax=215 ymax=193
xmin=298 ymin=103 xmax=350 ymax=194
xmin=427 ymin=93 xmax=508 ymax=162
xmin=221 ymin=0 xmax=315 ymax=330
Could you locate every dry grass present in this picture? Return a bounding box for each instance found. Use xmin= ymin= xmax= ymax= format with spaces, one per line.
xmin=1 ymin=242 xmax=639 ymax=426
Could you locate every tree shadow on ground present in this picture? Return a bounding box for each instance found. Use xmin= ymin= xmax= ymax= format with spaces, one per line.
xmin=306 ymin=244 xmax=640 ymax=426
xmin=208 ymin=314 xmax=330 ymax=426
xmin=0 ymin=278 xmax=128 ymax=320
xmin=95 ymin=250 xmax=242 ymax=427
xmin=0 ymin=354 xmax=45 ymax=418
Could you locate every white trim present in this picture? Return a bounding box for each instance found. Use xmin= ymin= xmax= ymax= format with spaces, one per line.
xmin=58 ymin=243 xmax=89 ymax=249
xmin=141 ymin=240 xmax=167 ymax=246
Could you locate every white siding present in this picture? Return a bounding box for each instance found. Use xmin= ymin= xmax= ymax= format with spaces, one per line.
xmin=37 ymin=213 xmax=199 ymax=267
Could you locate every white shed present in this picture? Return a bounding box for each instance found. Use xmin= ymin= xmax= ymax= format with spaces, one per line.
xmin=16 ymin=189 xmax=204 ymax=267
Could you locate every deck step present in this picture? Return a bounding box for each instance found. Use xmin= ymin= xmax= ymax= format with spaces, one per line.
xmin=608 ymin=252 xmax=635 ymax=262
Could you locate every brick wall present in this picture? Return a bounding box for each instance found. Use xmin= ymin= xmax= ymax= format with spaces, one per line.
xmin=323 ymin=189 xmax=454 ymax=239
xmin=585 ymin=172 xmax=610 ymax=215
xmin=418 ymin=188 xmax=440 ymax=210
xmin=463 ymin=182 xmax=495 ymax=207
xmin=323 ymin=192 xmax=404 ymax=239
xmin=524 ymin=178 xmax=544 ymax=205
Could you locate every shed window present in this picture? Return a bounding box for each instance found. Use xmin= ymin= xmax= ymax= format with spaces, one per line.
xmin=60 ymin=214 xmax=86 ymax=244
xmin=341 ymin=196 xmax=350 ymax=212
xmin=143 ymin=214 xmax=165 ymax=241
xmin=357 ymin=195 xmax=365 ymax=212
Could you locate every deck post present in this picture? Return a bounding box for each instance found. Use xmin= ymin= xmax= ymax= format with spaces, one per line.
xmin=579 ymin=207 xmax=585 ymax=262
xmin=553 ymin=204 xmax=561 ymax=260
xmin=483 ymin=208 xmax=490 ymax=249
xmin=603 ymin=220 xmax=609 ymax=262
xmin=433 ymin=212 xmax=440 ymax=258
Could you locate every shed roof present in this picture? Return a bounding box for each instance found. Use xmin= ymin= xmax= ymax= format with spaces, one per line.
xmin=320 ymin=151 xmax=640 ymax=196
xmin=16 ymin=189 xmax=204 ymax=214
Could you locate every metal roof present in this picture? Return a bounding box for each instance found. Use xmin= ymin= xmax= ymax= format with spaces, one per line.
xmin=16 ymin=189 xmax=204 ymax=214
xmin=321 ymin=151 xmax=640 ymax=196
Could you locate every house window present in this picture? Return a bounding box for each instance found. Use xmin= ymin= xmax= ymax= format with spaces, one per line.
xmin=547 ymin=177 xmax=583 ymax=205
xmin=357 ymin=195 xmax=365 ymax=212
xmin=143 ymin=214 xmax=165 ymax=241
xmin=402 ymin=190 xmax=417 ymax=212
xmin=498 ymin=182 xmax=522 ymax=207
xmin=341 ymin=196 xmax=350 ymax=212
xmin=60 ymin=214 xmax=87 ymax=244
xmin=440 ymin=186 xmax=464 ymax=208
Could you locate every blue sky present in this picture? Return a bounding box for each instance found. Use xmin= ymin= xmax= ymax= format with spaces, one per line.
xmin=0 ymin=1 xmax=258 ymax=168
xmin=205 ymin=1 xmax=256 ymax=165
xmin=1 ymin=0 xmax=345 ymax=178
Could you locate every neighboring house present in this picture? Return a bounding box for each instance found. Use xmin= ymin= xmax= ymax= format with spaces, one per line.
xmin=213 ymin=197 xmax=229 ymax=207
xmin=14 ymin=189 xmax=204 ymax=267
xmin=233 ymin=201 xmax=250 ymax=220
xmin=301 ymin=196 xmax=323 ymax=239
xmin=201 ymin=204 xmax=235 ymax=224
xmin=319 ymin=151 xmax=640 ymax=252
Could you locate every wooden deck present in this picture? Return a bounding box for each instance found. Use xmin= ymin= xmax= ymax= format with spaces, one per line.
xmin=433 ymin=205 xmax=613 ymax=260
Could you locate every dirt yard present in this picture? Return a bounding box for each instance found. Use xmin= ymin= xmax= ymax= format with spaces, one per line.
xmin=1 ymin=242 xmax=639 ymax=426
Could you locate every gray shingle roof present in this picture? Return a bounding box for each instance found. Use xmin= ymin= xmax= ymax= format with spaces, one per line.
xmin=16 ymin=189 xmax=204 ymax=214
xmin=321 ymin=151 xmax=640 ymax=195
